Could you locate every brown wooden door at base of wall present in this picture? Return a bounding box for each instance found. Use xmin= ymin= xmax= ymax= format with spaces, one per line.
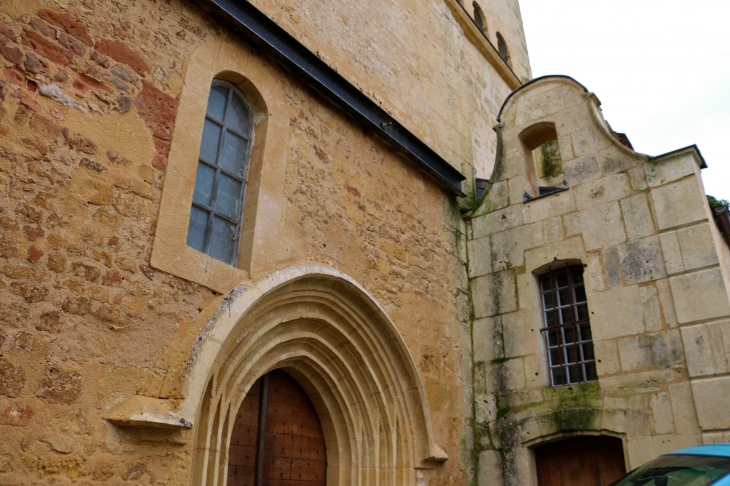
xmin=227 ymin=370 xmax=327 ymax=486
xmin=535 ymin=436 xmax=626 ymax=486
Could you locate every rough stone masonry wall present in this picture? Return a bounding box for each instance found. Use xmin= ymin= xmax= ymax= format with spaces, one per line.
xmin=0 ymin=0 xmax=498 ymax=484
xmin=248 ymin=0 xmax=530 ymax=180
xmin=465 ymin=77 xmax=730 ymax=486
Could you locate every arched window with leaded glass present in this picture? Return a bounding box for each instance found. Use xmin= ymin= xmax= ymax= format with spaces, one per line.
xmin=187 ymin=80 xmax=254 ymax=266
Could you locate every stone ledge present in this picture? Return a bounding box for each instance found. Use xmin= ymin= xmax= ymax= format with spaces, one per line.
xmin=103 ymin=395 xmax=193 ymax=429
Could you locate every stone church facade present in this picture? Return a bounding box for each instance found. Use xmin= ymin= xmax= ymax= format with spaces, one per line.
xmin=0 ymin=1 xmax=727 ymax=486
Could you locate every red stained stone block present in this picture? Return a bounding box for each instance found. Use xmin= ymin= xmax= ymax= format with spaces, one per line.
xmin=94 ymin=38 xmax=150 ymax=75
xmin=134 ymin=80 xmax=178 ymax=141
xmin=21 ymin=30 xmax=73 ymax=66
xmin=11 ymin=89 xmax=42 ymax=112
xmin=37 ymin=9 xmax=93 ymax=45
xmin=72 ymin=73 xmax=111 ymax=96
xmin=3 ymin=66 xmax=25 ymax=86
xmin=0 ymin=40 xmax=22 ymax=65
xmin=27 ymin=245 xmax=44 ymax=263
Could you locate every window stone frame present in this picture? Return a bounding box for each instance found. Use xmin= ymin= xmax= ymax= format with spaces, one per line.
xmin=151 ymin=41 xmax=291 ymax=293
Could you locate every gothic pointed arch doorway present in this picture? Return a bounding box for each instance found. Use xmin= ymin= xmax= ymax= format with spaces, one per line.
xmin=228 ymin=369 xmax=327 ymax=486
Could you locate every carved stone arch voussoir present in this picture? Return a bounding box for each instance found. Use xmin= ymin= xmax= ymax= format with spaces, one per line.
xmin=104 ymin=264 xmax=447 ymax=486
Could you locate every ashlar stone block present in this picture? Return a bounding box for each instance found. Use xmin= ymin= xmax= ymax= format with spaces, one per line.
xmin=621 ymin=194 xmax=655 ymax=241
xmin=677 ymin=223 xmax=719 ymax=270
xmin=656 ymin=278 xmax=679 ymax=328
xmin=468 ymin=236 xmax=492 ymax=278
xmin=669 ymin=268 xmax=730 ymax=324
xmin=640 ymin=284 xmax=663 ymax=332
xmin=590 ymin=285 xmax=644 ymax=341
xmin=563 ymin=154 xmax=601 ymax=186
xmin=542 ymin=216 xmax=563 ymax=244
xmin=564 ymin=202 xmax=627 ymax=251
xmin=522 ymin=190 xmax=576 ymax=224
xmin=593 ymin=339 xmax=620 ymax=375
xmin=474 ymin=316 xmax=504 ymax=363
xmin=669 ymin=382 xmax=701 ymax=435
xmin=472 ymin=270 xmax=517 ymax=318
xmin=524 ymin=236 xmax=585 ymax=273
xmin=691 ymin=377 xmax=730 ymax=430
xmin=514 ymin=86 xmax=564 ymax=127
xmin=659 ymin=231 xmax=685 ymax=275
xmin=617 ymin=330 xmax=682 ymax=372
xmin=651 ymin=392 xmax=675 ymax=435
xmin=599 ymin=144 xmax=638 ymax=175
xmin=602 ymin=246 xmax=623 ymax=289
xmin=472 ymin=204 xmax=523 ymax=239
xmin=651 ymin=177 xmax=707 ymax=230
xmin=646 ymin=153 xmax=697 ymax=188
xmin=617 ymin=236 xmax=666 ymax=285
xmin=574 ymin=173 xmax=631 ymax=210
xmin=490 ymin=223 xmax=543 ymax=271
xmin=680 ymin=321 xmax=730 ymax=377
xmin=502 ymin=309 xmax=541 ymax=358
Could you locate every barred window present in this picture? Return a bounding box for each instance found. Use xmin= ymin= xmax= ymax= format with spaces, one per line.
xmin=187 ymin=80 xmax=254 ymax=265
xmin=540 ymin=265 xmax=597 ymax=386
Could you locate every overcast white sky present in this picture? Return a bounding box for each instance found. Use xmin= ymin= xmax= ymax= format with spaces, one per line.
xmin=518 ymin=0 xmax=730 ymax=200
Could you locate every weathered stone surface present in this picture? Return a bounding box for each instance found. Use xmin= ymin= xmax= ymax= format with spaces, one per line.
xmin=617 ymin=236 xmax=666 ymax=285
xmin=691 ymin=377 xmax=730 ymax=430
xmin=590 ymin=285 xmax=644 ymax=340
xmin=37 ymin=368 xmax=83 ymax=404
xmin=522 ymin=190 xmax=575 ymax=224
xmin=670 ymin=268 xmax=730 ymax=324
xmin=472 ymin=270 xmax=517 ymax=318
xmin=651 ymin=177 xmax=707 ymax=230
xmin=676 ymin=223 xmax=718 ymax=270
xmin=467 ymin=236 xmax=491 ymax=278
xmin=490 ymin=223 xmax=543 ymax=271
xmin=0 ymin=360 xmax=26 ymax=397
xmin=574 ymin=173 xmax=631 ymax=210
xmin=617 ymin=330 xmax=682 ymax=371
xmin=621 ymin=194 xmax=655 ymax=241
xmin=659 ymin=231 xmax=684 ymax=275
xmin=564 ymin=202 xmax=626 ymax=251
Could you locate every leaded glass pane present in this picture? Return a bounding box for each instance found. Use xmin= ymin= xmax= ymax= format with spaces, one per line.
xmin=209 ymin=216 xmax=236 ymax=263
xmin=189 ymin=80 xmax=254 ymax=266
xmin=216 ymin=173 xmax=242 ymax=219
xmin=200 ymin=119 xmax=222 ymax=163
xmin=187 ymin=206 xmax=209 ymax=252
xmin=193 ymin=162 xmax=215 ymax=207
xmin=227 ymin=93 xmax=251 ymax=135
xmin=207 ymin=85 xmax=228 ymax=122
xmin=220 ymin=131 xmax=248 ymax=177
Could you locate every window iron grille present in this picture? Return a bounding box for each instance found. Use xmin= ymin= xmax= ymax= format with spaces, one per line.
xmin=539 ymin=265 xmax=597 ymax=386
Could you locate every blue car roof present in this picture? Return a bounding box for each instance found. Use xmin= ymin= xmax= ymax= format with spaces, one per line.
xmin=669 ymin=444 xmax=730 ymax=458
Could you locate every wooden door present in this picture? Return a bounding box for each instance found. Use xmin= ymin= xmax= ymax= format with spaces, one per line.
xmin=227 ymin=370 xmax=327 ymax=486
xmin=535 ymin=436 xmax=626 ymax=486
